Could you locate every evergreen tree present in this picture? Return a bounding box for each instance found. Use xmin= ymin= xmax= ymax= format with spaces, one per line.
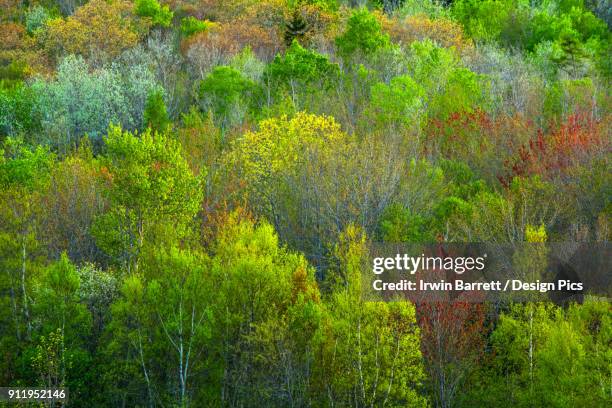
xmin=284 ymin=9 xmax=309 ymax=47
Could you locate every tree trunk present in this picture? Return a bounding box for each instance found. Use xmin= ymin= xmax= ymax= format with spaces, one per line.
xmin=21 ymin=239 xmax=31 ymax=340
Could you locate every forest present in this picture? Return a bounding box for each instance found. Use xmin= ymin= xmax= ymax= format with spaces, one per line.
xmin=0 ymin=0 xmax=610 ymax=406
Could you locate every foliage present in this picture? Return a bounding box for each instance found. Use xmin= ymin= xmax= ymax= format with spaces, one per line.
xmin=502 ymin=114 xmax=609 ymax=184
xmin=379 ymin=203 xmax=431 ymax=242
xmin=40 ymin=141 xmax=106 ymax=263
xmin=134 ymin=0 xmax=174 ymax=28
xmin=284 ymin=9 xmax=309 ymax=46
xmin=266 ymin=39 xmax=339 ymax=107
xmin=210 ymin=213 xmax=323 ymax=406
xmin=180 ymin=15 xmax=209 ymax=37
xmin=108 ymin=247 xmax=212 ymax=406
xmin=185 ymin=20 xmax=279 ymax=77
xmin=418 ymin=301 xmax=487 ymax=408
xmin=452 ymin=0 xmax=531 ymax=44
xmin=0 ymin=83 xmax=41 ymax=137
xmin=143 ymin=87 xmax=171 ymax=133
xmin=92 ymin=126 xmax=202 ymax=273
xmin=386 ymin=13 xmax=473 ymax=52
xmin=198 ymin=65 xmax=259 ymax=130
xmin=465 ymin=300 xmax=612 ymax=406
xmin=336 ymin=8 xmax=391 ymax=60
xmin=452 ymin=0 xmax=610 ymax=76
xmin=43 ymin=0 xmax=144 ymax=63
xmin=319 ymin=225 xmax=427 ymax=406
xmin=365 ymin=74 xmax=424 ymax=131
xmin=25 ymin=6 xmax=52 ymax=35
xmin=31 ymin=55 xmax=158 ymax=148
xmin=0 ymin=0 xmax=610 ymax=406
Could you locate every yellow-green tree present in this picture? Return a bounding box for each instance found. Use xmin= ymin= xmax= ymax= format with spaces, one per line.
xmin=315 ymin=224 xmax=427 ymax=406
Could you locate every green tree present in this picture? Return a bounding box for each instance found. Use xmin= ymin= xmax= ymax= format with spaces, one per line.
xmin=34 ymin=253 xmax=90 ymax=343
xmin=108 ymin=248 xmax=214 ymax=407
xmin=211 ymin=212 xmax=322 ymax=406
xmin=0 ymin=139 xmax=53 ymax=341
xmin=40 ymin=141 xmax=106 ymax=264
xmin=468 ymin=299 xmax=611 ymax=407
xmin=25 ymin=6 xmax=52 ymax=35
xmin=0 ymin=83 xmax=41 ymax=137
xmin=408 ymin=40 xmax=489 ymax=119
xmin=378 ymin=203 xmax=431 ymax=243
xmin=452 ymin=0 xmax=531 ymax=44
xmin=31 ymin=254 xmax=93 ymax=402
xmin=134 ymin=0 xmax=173 ymax=28
xmin=143 ymin=88 xmax=171 ymax=133
xmin=198 ymin=66 xmax=258 ymax=132
xmin=284 ymin=9 xmax=309 ymax=46
xmin=92 ymin=126 xmax=202 ymax=273
xmin=335 ymin=8 xmax=391 ymax=60
xmin=316 ymin=225 xmax=427 ymax=406
xmin=266 ymin=40 xmax=340 ymax=108
xmin=180 ymin=16 xmax=209 ymax=37
xmin=32 ymin=55 xmax=158 ymax=149
xmin=363 ymin=74 xmax=424 ymax=132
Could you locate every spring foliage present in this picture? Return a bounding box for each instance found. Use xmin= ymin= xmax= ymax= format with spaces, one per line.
xmin=0 ymin=0 xmax=610 ymax=406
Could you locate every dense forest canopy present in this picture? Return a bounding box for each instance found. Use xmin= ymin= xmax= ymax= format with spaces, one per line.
xmin=0 ymin=0 xmax=610 ymax=407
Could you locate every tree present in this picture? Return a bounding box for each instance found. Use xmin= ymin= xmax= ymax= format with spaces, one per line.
xmin=108 ymin=248 xmax=214 ymax=407
xmin=76 ymin=262 xmax=117 ymax=343
xmin=450 ymin=175 xmax=568 ymax=243
xmin=134 ymin=0 xmax=173 ymax=28
xmin=284 ymin=9 xmax=309 ymax=46
xmin=502 ymin=114 xmax=608 ymax=184
xmin=378 ymin=203 xmax=432 ymax=243
xmin=407 ymin=40 xmax=490 ymax=120
xmin=210 ymin=212 xmax=323 ymax=406
xmin=265 ymin=40 xmax=339 ymax=108
xmin=468 ymin=299 xmax=611 ymax=407
xmin=226 ymin=112 xmax=421 ymax=265
xmin=224 ymin=112 xmax=350 ymax=263
xmin=25 ymin=6 xmax=52 ymax=35
xmin=316 ymin=225 xmax=428 ymax=406
xmin=146 ymin=248 xmax=213 ymax=406
xmin=417 ymin=300 xmax=487 ymax=408
xmin=198 ymin=66 xmax=258 ymax=131
xmin=425 ymin=110 xmax=529 ymax=184
xmin=40 ymin=141 xmax=106 ymax=264
xmin=452 ymin=0 xmax=530 ymax=45
xmin=335 ymin=8 xmax=391 ymax=60
xmin=180 ymin=16 xmax=210 ymax=38
xmin=0 ymin=83 xmax=41 ymax=137
xmin=31 ymin=253 xmax=93 ymax=401
xmin=176 ymin=107 xmax=221 ymax=177
xmin=143 ymin=88 xmax=171 ymax=133
xmin=363 ymin=74 xmax=424 ymax=133
xmin=43 ymin=0 xmax=145 ymax=64
xmin=432 ymin=67 xmax=490 ymax=118
xmin=386 ymin=13 xmax=473 ymax=52
xmin=185 ymin=20 xmax=279 ymax=79
xmin=92 ymin=126 xmax=202 ymax=273
xmin=33 ymin=253 xmax=90 ymax=347
xmin=0 ymin=139 xmax=53 ymax=341
xmin=32 ymin=55 xmax=159 ymax=149
xmin=140 ymin=31 xmax=190 ymax=118
xmin=408 ymin=39 xmax=457 ymax=93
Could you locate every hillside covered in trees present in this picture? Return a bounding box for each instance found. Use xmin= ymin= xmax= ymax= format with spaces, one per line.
xmin=0 ymin=0 xmax=610 ymax=406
